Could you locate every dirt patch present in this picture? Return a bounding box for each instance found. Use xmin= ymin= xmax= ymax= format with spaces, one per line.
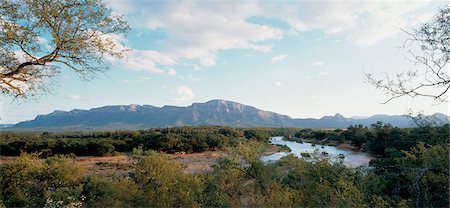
xmin=77 ymin=151 xmax=230 ymax=175
xmin=0 ymin=156 xmax=17 ymax=164
xmin=167 ymin=150 xmax=228 ymax=174
xmin=336 ymin=142 xmax=359 ymax=151
xmin=0 ymin=151 xmax=230 ymax=175
xmin=0 ymin=155 xmax=133 ymax=177
xmin=1 ymin=146 xmax=291 ymax=175
xmin=262 ymin=144 xmax=290 ymax=156
xmin=75 ymin=155 xmax=132 ymax=177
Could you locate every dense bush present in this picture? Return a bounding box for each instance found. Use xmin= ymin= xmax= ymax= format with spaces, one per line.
xmin=288 ymin=123 xmax=449 ymax=155
xmin=0 ymin=124 xmax=448 ymax=207
xmin=8 ymin=123 xmax=447 ymax=157
xmin=0 ymin=154 xmax=85 ymax=207
xmin=0 ymin=126 xmax=263 ymax=156
xmin=0 ymin=132 xmax=448 ymax=208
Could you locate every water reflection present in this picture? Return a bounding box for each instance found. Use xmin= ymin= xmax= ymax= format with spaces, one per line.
xmin=261 ymin=137 xmax=373 ymax=167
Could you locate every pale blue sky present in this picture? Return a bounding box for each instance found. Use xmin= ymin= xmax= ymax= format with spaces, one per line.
xmin=2 ymin=0 xmax=448 ymax=124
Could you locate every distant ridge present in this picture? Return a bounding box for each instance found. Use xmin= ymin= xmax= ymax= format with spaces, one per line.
xmin=9 ymin=99 xmax=450 ymax=131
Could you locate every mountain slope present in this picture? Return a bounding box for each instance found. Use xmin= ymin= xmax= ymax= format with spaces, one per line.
xmin=10 ymin=99 xmax=449 ymax=130
xmin=12 ymin=100 xmax=294 ymax=130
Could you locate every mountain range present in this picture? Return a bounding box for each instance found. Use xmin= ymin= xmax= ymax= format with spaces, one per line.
xmin=8 ymin=99 xmax=450 ymax=131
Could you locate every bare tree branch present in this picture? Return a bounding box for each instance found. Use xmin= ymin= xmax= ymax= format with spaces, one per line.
xmin=366 ymin=5 xmax=450 ymax=104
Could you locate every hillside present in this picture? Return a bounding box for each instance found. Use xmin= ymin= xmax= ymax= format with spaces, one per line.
xmin=10 ymin=99 xmax=449 ymax=130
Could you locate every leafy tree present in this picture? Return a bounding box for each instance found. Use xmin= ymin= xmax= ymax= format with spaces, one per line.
xmin=0 ymin=0 xmax=129 ymax=98
xmin=342 ymin=124 xmax=372 ymax=147
xmin=206 ymin=141 xmax=293 ymax=207
xmin=231 ymin=140 xmax=265 ymax=163
xmin=365 ymin=141 xmax=449 ymax=208
xmin=206 ymin=157 xmax=247 ymax=207
xmin=399 ymin=143 xmax=449 ymax=207
xmin=366 ymin=5 xmax=449 ymax=103
xmin=277 ymin=155 xmax=366 ymax=207
xmin=131 ymin=151 xmax=203 ymax=207
xmin=82 ymin=176 xmax=143 ymax=207
xmin=0 ymin=153 xmax=85 ymax=207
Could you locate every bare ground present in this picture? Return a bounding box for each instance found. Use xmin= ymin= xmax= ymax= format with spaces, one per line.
xmin=336 ymin=142 xmax=360 ymax=151
xmin=0 ymin=144 xmax=285 ymax=175
xmin=167 ymin=150 xmax=228 ymax=174
xmin=262 ymin=144 xmax=290 ymax=156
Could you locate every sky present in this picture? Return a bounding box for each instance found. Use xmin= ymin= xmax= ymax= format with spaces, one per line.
xmin=1 ymin=0 xmax=449 ymax=124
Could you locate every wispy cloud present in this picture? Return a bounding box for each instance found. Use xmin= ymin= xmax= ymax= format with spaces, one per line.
xmin=271 ymin=55 xmax=288 ymax=64
xmin=168 ymin=69 xmax=177 ymax=76
xmin=64 ymin=95 xmax=91 ymax=101
xmin=313 ymin=61 xmax=324 ymax=67
xmin=109 ymin=1 xmax=282 ymax=72
xmin=305 ymin=72 xmax=330 ymax=79
xmin=179 ymin=75 xmax=202 ymax=82
xmin=301 ymin=95 xmax=319 ymax=100
xmin=135 ymin=77 xmax=151 ymax=83
xmin=122 ymin=50 xmax=177 ymax=74
xmin=265 ymin=1 xmax=434 ymax=46
xmin=170 ymin=86 xmax=194 ymax=103
xmin=274 ymin=81 xmax=283 ymax=87
xmin=109 ymin=1 xmax=437 ymax=76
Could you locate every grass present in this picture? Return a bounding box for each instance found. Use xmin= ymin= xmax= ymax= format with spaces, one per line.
xmin=0 ymin=144 xmax=287 ymax=175
xmin=275 ymin=144 xmax=291 ymax=152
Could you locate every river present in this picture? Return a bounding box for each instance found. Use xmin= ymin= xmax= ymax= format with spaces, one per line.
xmin=261 ymin=136 xmax=373 ymax=167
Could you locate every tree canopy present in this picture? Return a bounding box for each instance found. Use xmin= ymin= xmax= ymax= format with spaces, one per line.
xmin=0 ymin=125 xmax=448 ymax=207
xmin=0 ymin=0 xmax=129 ymax=98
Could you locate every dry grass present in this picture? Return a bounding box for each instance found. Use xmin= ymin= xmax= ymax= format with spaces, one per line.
xmin=75 ymin=155 xmax=132 ymax=177
xmin=336 ymin=142 xmax=359 ymax=151
xmin=0 ymin=151 xmax=229 ymax=175
xmin=262 ymin=144 xmax=289 ymax=156
xmin=0 ymin=145 xmax=281 ymax=175
xmin=0 ymin=156 xmax=16 ymax=164
xmin=167 ymin=150 xmax=228 ymax=174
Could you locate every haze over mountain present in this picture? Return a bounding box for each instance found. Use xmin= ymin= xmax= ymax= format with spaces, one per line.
xmin=10 ymin=100 xmax=449 ymax=131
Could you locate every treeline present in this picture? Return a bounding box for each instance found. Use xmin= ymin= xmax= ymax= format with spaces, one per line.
xmin=1 ymin=124 xmax=448 ymax=158
xmin=288 ymin=123 xmax=450 ymax=207
xmin=1 ymin=139 xmax=448 ymax=208
xmin=0 ymin=126 xmax=273 ymax=156
xmin=287 ymin=123 xmax=449 ymax=155
xmin=363 ymin=123 xmax=449 ymax=208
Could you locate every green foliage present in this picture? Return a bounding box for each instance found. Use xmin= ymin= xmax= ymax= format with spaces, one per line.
xmin=0 ymin=125 xmax=448 ymax=207
xmin=201 ymin=181 xmax=231 ymax=208
xmin=243 ymin=129 xmax=271 ymax=141
xmin=231 ymin=140 xmax=265 ymax=163
xmin=275 ymin=144 xmax=291 ymax=152
xmin=206 ymin=157 xmax=247 ymax=207
xmin=399 ymin=143 xmax=449 ymax=207
xmin=0 ymin=153 xmax=85 ymax=207
xmin=342 ymin=124 xmax=372 ymax=147
xmin=0 ymin=126 xmax=252 ymax=156
xmin=83 ymin=176 xmax=142 ymax=208
xmin=207 ymin=143 xmax=293 ymax=207
xmin=277 ymin=155 xmax=365 ymax=207
xmin=132 ymin=151 xmax=203 ymax=207
xmin=204 ymin=142 xmax=369 ymax=207
xmin=364 ymin=142 xmax=449 ymax=207
xmin=0 ymin=0 xmax=130 ymax=97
